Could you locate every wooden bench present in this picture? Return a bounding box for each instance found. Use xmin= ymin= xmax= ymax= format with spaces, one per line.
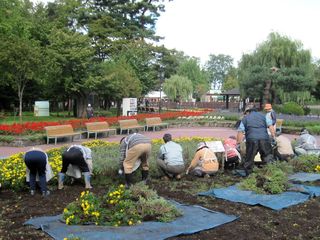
xmin=85 ymin=122 xmax=116 ymax=139
xmin=145 ymin=117 xmax=169 ymax=131
xmin=44 ymin=125 xmax=83 ymax=145
xmin=276 ymin=119 xmax=284 ymax=133
xmin=118 ymin=119 xmax=145 ymax=134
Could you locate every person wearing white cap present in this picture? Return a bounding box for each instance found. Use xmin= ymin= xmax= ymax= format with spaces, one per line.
xmin=186 ymin=142 xmax=219 ymax=178
xmin=86 ymin=103 xmax=94 ymax=119
xmin=294 ymin=128 xmax=317 ymax=156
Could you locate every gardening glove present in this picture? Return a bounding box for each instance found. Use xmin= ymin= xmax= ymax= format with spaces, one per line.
xmin=118 ymin=169 xmax=124 ymax=176
xmin=186 ymin=169 xmax=189 ymax=175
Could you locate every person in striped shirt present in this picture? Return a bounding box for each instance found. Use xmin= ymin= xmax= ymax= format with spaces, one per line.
xmin=119 ymin=133 xmax=152 ymax=187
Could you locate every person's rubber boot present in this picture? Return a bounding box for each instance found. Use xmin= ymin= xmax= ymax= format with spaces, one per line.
xmin=58 ymin=173 xmax=65 ymax=190
xmin=125 ymin=173 xmax=134 ymax=188
xmin=141 ymin=170 xmax=149 ymax=184
xmin=83 ymin=172 xmax=92 ymax=189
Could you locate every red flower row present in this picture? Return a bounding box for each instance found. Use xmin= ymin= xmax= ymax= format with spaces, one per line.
xmin=0 ymin=110 xmax=210 ymax=135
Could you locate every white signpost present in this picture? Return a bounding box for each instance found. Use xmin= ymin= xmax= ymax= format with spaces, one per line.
xmin=34 ymin=101 xmax=50 ymax=116
xmin=122 ymin=98 xmax=137 ymax=116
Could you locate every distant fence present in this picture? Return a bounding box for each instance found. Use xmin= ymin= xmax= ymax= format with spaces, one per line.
xmin=149 ymin=101 xmax=240 ymax=111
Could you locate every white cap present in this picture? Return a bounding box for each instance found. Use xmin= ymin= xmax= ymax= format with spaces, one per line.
xmin=88 ymin=104 xmax=91 ymax=107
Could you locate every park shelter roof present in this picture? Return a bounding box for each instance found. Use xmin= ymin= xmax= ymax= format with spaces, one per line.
xmin=220 ymin=88 xmax=240 ymax=96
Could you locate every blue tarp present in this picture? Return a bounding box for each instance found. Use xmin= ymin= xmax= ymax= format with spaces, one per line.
xmin=288 ymin=172 xmax=320 ymax=182
xmin=199 ymin=184 xmax=320 ymax=211
xmin=24 ymin=202 xmax=238 ymax=240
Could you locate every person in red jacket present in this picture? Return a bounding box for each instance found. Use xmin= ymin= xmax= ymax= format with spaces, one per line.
xmin=223 ymin=136 xmax=241 ymax=169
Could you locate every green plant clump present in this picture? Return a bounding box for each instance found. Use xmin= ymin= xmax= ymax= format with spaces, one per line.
xmin=239 ymin=162 xmax=292 ymax=194
xmin=63 ymin=183 xmax=183 ymax=227
xmin=289 ymin=154 xmax=320 ymax=173
xmin=280 ymin=102 xmax=304 ymax=116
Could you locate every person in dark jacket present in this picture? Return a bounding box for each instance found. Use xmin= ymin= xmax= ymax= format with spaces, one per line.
xmin=119 ymin=133 xmax=152 ymax=187
xmin=24 ymin=148 xmax=51 ymax=196
xmin=236 ymin=104 xmax=276 ymax=176
xmin=58 ymin=145 xmax=93 ymax=190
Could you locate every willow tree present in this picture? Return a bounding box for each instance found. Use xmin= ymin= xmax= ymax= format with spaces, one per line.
xmin=238 ymin=32 xmax=315 ymax=104
xmin=163 ymin=75 xmax=193 ymax=103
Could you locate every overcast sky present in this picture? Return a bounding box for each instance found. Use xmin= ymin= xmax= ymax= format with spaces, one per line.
xmin=34 ymin=0 xmax=320 ymax=66
xmin=156 ymin=0 xmax=320 ymax=65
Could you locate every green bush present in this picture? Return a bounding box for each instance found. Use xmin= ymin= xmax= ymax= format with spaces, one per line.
xmin=239 ymin=162 xmax=292 ymax=194
xmin=280 ymin=102 xmax=304 ymax=116
xmin=0 ymin=135 xmax=15 ymax=143
xmin=289 ymin=154 xmax=320 ymax=173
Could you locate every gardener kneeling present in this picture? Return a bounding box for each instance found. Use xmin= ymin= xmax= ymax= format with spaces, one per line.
xmin=58 ymin=145 xmax=93 ymax=190
xmin=119 ymin=133 xmax=152 ymax=187
xmin=186 ymin=142 xmax=219 ymax=178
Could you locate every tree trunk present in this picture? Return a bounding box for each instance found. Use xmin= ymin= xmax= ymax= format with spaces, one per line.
xmin=116 ymin=99 xmax=121 ymax=117
xmin=263 ymin=79 xmax=272 ymax=104
xmin=75 ymin=93 xmax=88 ymax=118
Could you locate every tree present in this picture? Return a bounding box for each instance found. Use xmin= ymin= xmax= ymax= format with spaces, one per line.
xmin=312 ymin=60 xmax=320 ymax=100
xmin=87 ymin=58 xmax=142 ymax=116
xmin=205 ymin=54 xmax=233 ymax=90
xmin=163 ymin=75 xmax=193 ymax=102
xmin=76 ymin=0 xmax=167 ymax=60
xmin=0 ymin=0 xmax=43 ymax=118
xmin=223 ymin=67 xmax=239 ymax=91
xmin=238 ymin=32 xmax=315 ymax=104
xmin=0 ymin=37 xmax=41 ymax=119
xmin=45 ymin=28 xmax=95 ymax=117
xmin=177 ymin=58 xmax=209 ymax=101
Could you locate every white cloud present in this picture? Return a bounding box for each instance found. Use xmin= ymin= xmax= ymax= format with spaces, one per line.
xmin=156 ymin=0 xmax=320 ymax=65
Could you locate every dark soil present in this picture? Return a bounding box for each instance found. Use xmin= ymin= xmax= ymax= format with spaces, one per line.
xmin=1 ymin=173 xmax=320 ymax=240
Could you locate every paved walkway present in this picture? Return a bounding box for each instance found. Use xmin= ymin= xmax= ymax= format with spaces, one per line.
xmin=1 ymin=127 xmax=319 ymax=158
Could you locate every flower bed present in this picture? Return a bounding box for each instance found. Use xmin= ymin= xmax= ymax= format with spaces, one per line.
xmin=0 ymin=137 xmax=216 ymax=190
xmin=63 ymin=183 xmax=182 ymax=226
xmin=0 ymin=111 xmax=209 ymax=135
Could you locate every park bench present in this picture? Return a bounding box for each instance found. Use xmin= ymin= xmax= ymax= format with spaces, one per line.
xmin=85 ymin=122 xmax=116 ymax=139
xmin=44 ymin=125 xmax=83 ymax=145
xmin=118 ymin=119 xmax=145 ymax=134
xmin=145 ymin=117 xmax=169 ymax=131
xmin=276 ymin=119 xmax=284 ymax=133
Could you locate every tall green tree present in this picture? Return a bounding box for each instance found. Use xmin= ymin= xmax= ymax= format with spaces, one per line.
xmin=177 ymin=58 xmax=209 ymax=101
xmin=0 ymin=37 xmax=41 ymax=118
xmin=45 ymin=28 xmax=94 ymax=117
xmin=238 ymin=32 xmax=315 ymax=104
xmin=223 ymin=67 xmax=238 ymax=90
xmin=0 ymin=0 xmax=43 ymax=118
xmin=205 ymin=54 xmax=233 ymax=90
xmin=163 ymin=75 xmax=193 ymax=102
xmin=87 ymin=58 xmax=142 ymax=116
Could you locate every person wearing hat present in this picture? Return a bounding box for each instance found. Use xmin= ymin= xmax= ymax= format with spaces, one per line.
xmin=86 ymin=103 xmax=94 ymax=119
xmin=236 ymin=104 xmax=275 ymax=176
xmin=157 ymin=133 xmax=185 ymax=180
xmin=186 ymin=142 xmax=219 ymax=178
xmin=264 ymin=103 xmax=277 ymax=135
xmin=294 ymin=128 xmax=317 ymax=156
xmin=119 ymin=133 xmax=152 ymax=187
xmin=24 ymin=147 xmax=53 ymax=196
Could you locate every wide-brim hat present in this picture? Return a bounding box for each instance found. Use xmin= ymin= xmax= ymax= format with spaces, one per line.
xmin=197 ymin=142 xmax=207 ymax=150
